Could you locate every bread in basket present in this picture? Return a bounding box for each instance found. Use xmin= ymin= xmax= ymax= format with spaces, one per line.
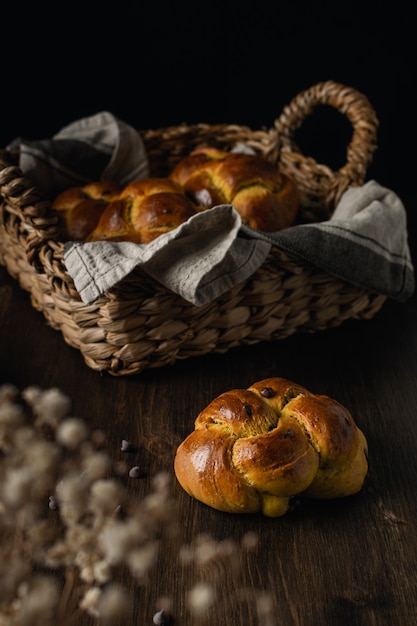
xmin=0 ymin=81 xmax=386 ymax=376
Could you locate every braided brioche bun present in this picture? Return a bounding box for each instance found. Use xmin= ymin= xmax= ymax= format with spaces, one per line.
xmin=52 ymin=181 xmax=122 ymax=241
xmin=86 ymin=178 xmax=199 ymax=244
xmin=52 ymin=178 xmax=199 ymax=244
xmin=169 ymin=147 xmax=300 ymax=231
xmin=174 ymin=377 xmax=368 ymax=517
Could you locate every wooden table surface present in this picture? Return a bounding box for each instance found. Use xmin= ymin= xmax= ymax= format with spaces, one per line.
xmin=1 ymin=194 xmax=416 ymax=626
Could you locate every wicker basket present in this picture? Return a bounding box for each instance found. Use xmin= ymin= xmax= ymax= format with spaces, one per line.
xmin=0 ymin=81 xmax=386 ymax=376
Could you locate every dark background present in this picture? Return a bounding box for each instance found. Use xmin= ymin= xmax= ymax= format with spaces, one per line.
xmin=1 ymin=2 xmax=415 ymax=193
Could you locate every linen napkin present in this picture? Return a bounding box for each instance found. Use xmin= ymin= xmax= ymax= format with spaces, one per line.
xmin=241 ymin=181 xmax=415 ymax=304
xmin=6 ymin=111 xmax=149 ymax=198
xmin=7 ymin=112 xmax=414 ymax=306
xmin=63 ymin=204 xmax=271 ymax=305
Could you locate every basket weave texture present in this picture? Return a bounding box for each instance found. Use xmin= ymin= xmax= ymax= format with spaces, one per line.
xmin=0 ymin=81 xmax=386 ymax=376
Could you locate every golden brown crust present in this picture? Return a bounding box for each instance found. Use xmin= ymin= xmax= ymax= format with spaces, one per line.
xmin=169 ymin=148 xmax=300 ymax=231
xmin=53 ymin=178 xmax=199 ymax=244
xmin=52 ymin=181 xmax=123 ymax=241
xmin=173 ymin=428 xmax=261 ymax=514
xmin=169 ymin=147 xmax=229 ymax=186
xmin=86 ymin=178 xmax=199 ymax=244
xmin=174 ymin=377 xmax=368 ymax=517
xmin=52 ymin=147 xmax=300 ymax=243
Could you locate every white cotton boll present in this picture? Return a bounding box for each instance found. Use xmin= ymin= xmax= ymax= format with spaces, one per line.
xmin=143 ymin=490 xmax=175 ymax=524
xmin=241 ymin=530 xmax=259 ymax=550
xmin=0 ymin=559 xmax=31 ymax=603
xmin=81 ymin=451 xmax=112 ymax=481
xmin=44 ymin=539 xmax=74 ymax=569
xmin=193 ymin=534 xmax=218 ymax=565
xmin=22 ymin=440 xmax=61 ymax=491
xmin=3 ymin=467 xmax=33 ymax=508
xmin=75 ymin=550 xmax=100 ymax=585
xmin=77 ymin=553 xmax=112 ymax=586
xmin=20 ymin=386 xmax=43 ymax=408
xmin=80 ymin=586 xmax=102 ymax=618
xmin=10 ymin=425 xmax=35 ymax=450
xmin=98 ymin=518 xmax=140 ymax=565
xmin=90 ymin=479 xmax=124 ymax=517
xmin=191 ymin=534 xmax=237 ymax=566
xmin=97 ymin=583 xmax=131 ymax=624
xmin=93 ymin=559 xmax=113 ymax=585
xmin=127 ymin=541 xmax=159 ymax=580
xmin=23 ymin=387 xmax=71 ymax=426
xmin=256 ymin=592 xmax=277 ymax=626
xmin=37 ymin=388 xmax=72 ymax=423
xmin=67 ymin=522 xmax=95 ymax=545
xmin=152 ymin=471 xmax=171 ymax=493
xmin=55 ymin=475 xmax=89 ymax=524
xmin=16 ymin=575 xmax=60 ymax=626
xmin=56 ymin=418 xmax=88 ymax=449
xmin=187 ymin=582 xmax=216 ymax=614
xmin=0 ymin=383 xmax=19 ymax=402
xmin=39 ymin=389 xmax=71 ymax=420
xmin=0 ymin=400 xmax=25 ymax=446
xmin=56 ymin=475 xmax=88 ymax=504
xmin=28 ymin=440 xmax=61 ymax=470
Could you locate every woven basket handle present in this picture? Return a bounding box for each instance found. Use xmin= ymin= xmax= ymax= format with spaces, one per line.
xmin=0 ymin=152 xmax=61 ymax=270
xmin=274 ymin=80 xmax=379 ymax=211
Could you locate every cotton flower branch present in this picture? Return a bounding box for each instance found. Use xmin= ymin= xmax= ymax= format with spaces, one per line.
xmin=0 ymin=384 xmax=177 ymax=624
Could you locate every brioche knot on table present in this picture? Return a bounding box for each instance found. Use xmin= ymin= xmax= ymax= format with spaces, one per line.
xmin=174 ymin=377 xmax=368 ymax=517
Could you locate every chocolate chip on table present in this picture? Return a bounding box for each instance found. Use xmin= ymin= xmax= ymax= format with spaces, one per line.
xmin=121 ymin=439 xmax=136 ymax=452
xmin=48 ymin=495 xmax=58 ymax=510
xmin=153 ymin=609 xmax=173 ymax=625
xmin=128 ymin=465 xmax=146 ymax=479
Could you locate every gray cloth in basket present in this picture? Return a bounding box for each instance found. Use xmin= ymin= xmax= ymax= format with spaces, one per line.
xmin=64 ymin=205 xmax=271 ymax=305
xmin=8 ymin=112 xmax=414 ymax=306
xmin=242 ymin=181 xmax=415 ymax=305
xmin=7 ymin=111 xmax=149 ymax=197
